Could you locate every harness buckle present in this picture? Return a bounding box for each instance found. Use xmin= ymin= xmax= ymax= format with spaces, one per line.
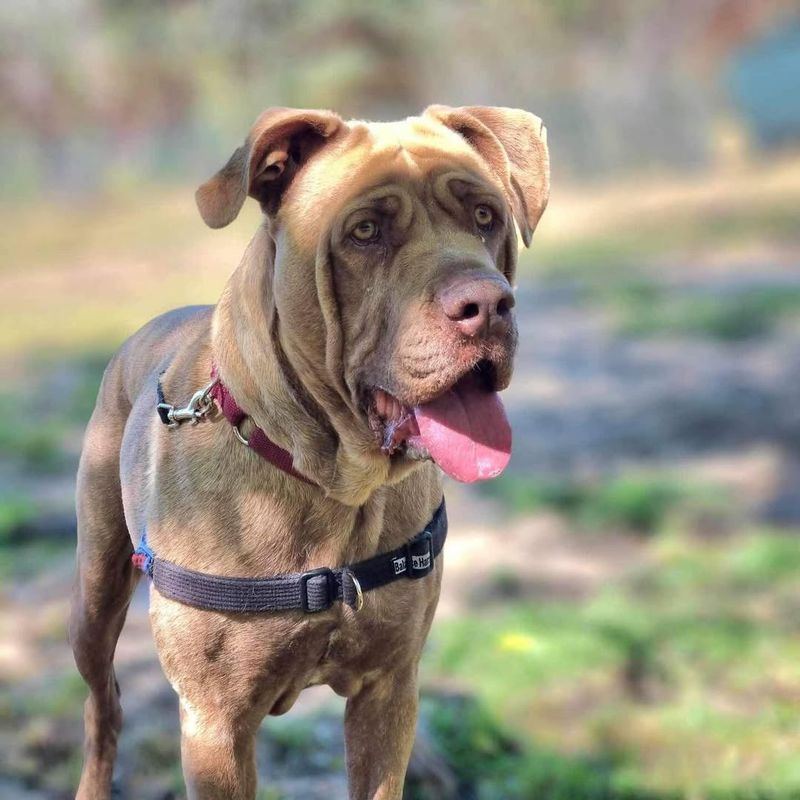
xmin=299 ymin=567 xmax=337 ymax=613
xmin=405 ymin=530 xmax=434 ymax=579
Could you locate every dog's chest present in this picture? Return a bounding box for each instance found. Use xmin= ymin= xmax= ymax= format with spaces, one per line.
xmin=309 ymin=562 xmax=442 ymax=691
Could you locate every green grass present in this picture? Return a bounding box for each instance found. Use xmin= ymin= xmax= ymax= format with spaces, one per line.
xmin=268 ymin=717 xmax=320 ymax=762
xmin=520 ymin=195 xmax=800 ymax=345
xmin=0 ymin=671 xmax=86 ymax=794
xmin=0 ymin=186 xmax=225 ymax=276
xmin=262 ymin=713 xmax=345 ymax=776
xmin=0 ymin=351 xmax=108 ymax=473
xmin=480 ymin=473 xmax=723 ymax=534
xmin=422 ymin=528 xmax=800 ymax=798
xmin=726 ymin=535 xmax=800 ymax=586
xmin=135 ymin=731 xmax=182 ymax=775
xmin=523 ymin=235 xmax=642 ymax=282
xmin=0 ymin=189 xmax=256 ymax=356
xmin=53 ymin=351 xmax=114 ymax=424
xmin=523 ymin=201 xmax=800 ymax=283
xmin=0 ymin=496 xmax=37 ymax=545
xmin=413 ymin=692 xmax=666 ymax=800
xmin=0 ymin=671 xmax=86 ymax=722
xmin=0 ymin=407 xmax=69 ymax=472
xmin=612 ymin=283 xmax=800 ymax=341
xmin=0 ymin=540 xmax=72 ymax=581
xmin=256 ymin=790 xmax=284 ymax=800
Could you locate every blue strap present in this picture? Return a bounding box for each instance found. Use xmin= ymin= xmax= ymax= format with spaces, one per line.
xmin=132 ymin=531 xmax=155 ymax=577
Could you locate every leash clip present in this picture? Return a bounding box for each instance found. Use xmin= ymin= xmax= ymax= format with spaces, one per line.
xmin=158 ymin=378 xmax=219 ymax=428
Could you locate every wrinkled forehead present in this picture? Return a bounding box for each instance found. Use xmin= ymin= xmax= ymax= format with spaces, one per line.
xmin=280 ymin=116 xmax=498 ymax=247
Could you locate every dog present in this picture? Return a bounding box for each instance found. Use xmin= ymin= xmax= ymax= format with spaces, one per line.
xmin=70 ymin=105 xmax=549 ymax=799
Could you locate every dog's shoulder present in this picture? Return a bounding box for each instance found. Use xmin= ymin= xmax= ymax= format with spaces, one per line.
xmin=106 ymin=305 xmax=214 ymax=410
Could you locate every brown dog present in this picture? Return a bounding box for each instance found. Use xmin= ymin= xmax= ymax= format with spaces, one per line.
xmin=70 ymin=105 xmax=549 ymax=799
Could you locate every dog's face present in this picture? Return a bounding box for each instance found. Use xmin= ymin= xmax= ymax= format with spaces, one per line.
xmin=198 ymin=107 xmax=549 ymax=484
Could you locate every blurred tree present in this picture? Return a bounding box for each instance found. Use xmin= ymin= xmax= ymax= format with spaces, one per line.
xmin=0 ymin=0 xmax=796 ymax=196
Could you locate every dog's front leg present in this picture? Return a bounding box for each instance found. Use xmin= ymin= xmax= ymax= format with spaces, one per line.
xmin=178 ymin=698 xmax=259 ymax=800
xmin=344 ymin=667 xmax=419 ymax=800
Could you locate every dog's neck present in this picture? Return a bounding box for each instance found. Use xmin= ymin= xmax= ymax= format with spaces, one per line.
xmin=211 ymin=223 xmax=404 ymax=506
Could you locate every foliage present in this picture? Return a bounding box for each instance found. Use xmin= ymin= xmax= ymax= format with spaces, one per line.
xmin=614 ymin=283 xmax=800 ymax=341
xmin=480 ymin=473 xmax=718 ymax=534
xmin=423 ymin=528 xmax=800 ymax=799
xmin=0 ymin=352 xmax=108 ymax=472
xmin=415 ymin=692 xmax=656 ymax=800
xmin=0 ymin=496 xmax=37 ymax=545
xmin=0 ymin=402 xmax=67 ymax=472
xmin=526 ymin=200 xmax=800 ymax=284
xmin=5 ymin=0 xmax=782 ymax=198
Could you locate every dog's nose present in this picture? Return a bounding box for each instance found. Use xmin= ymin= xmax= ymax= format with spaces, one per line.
xmin=437 ymin=277 xmax=515 ymax=338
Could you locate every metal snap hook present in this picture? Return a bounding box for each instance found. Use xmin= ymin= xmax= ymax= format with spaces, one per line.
xmin=161 ymin=378 xmax=219 ymax=426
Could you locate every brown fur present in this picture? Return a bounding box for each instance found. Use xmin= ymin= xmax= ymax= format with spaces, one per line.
xmin=70 ymin=105 xmax=549 ymax=799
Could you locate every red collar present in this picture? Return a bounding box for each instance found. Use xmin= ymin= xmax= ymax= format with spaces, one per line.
xmin=209 ymin=376 xmax=316 ymax=487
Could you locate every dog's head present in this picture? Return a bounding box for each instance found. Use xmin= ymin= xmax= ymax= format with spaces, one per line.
xmin=198 ymin=106 xmax=549 ymax=490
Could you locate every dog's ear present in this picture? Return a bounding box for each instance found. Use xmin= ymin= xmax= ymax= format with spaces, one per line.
xmin=425 ymin=105 xmax=549 ymax=246
xmin=196 ymin=108 xmax=343 ymax=229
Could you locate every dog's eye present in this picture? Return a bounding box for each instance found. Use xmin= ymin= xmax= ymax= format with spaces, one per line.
xmin=474 ymin=205 xmax=494 ymax=230
xmin=351 ymin=220 xmax=381 ymax=244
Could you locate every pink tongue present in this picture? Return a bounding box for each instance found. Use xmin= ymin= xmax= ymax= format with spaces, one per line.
xmin=413 ymin=376 xmax=512 ymax=483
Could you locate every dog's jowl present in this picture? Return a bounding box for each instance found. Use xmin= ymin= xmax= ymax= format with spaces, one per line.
xmin=70 ymin=105 xmax=549 ymax=800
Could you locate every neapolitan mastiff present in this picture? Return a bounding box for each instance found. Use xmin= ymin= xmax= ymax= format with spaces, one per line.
xmin=70 ymin=105 xmax=549 ymax=799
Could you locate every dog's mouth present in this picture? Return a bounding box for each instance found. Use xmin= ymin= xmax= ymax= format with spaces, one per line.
xmin=367 ymin=361 xmax=511 ymax=483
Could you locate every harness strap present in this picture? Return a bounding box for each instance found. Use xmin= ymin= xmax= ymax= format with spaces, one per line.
xmin=156 ymin=380 xmax=171 ymax=425
xmin=133 ymin=500 xmax=447 ymax=614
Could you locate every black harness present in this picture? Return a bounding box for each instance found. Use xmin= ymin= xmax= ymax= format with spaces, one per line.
xmin=137 ymin=374 xmax=448 ymax=615
xmin=133 ymin=500 xmax=446 ymax=614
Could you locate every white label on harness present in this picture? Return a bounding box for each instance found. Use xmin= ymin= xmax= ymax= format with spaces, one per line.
xmin=393 ymin=556 xmax=407 ymax=575
xmin=412 ymin=552 xmax=431 ymax=571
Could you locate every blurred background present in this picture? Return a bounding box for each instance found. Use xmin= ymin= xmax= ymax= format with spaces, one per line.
xmin=2 ymin=1 xmax=800 ymax=798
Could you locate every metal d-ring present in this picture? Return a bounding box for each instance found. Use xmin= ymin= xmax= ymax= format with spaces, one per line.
xmin=233 ymin=417 xmax=250 ymax=446
xmin=350 ymin=573 xmax=364 ymax=612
